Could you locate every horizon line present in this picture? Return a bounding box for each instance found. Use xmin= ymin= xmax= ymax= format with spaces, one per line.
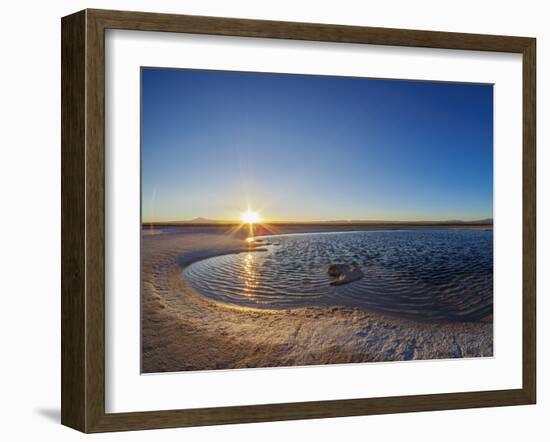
xmin=141 ymin=218 xmax=494 ymax=226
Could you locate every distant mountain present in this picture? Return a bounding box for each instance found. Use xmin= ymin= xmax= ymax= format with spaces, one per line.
xmin=437 ymin=218 xmax=493 ymax=225
xmin=188 ymin=217 xmax=220 ymax=223
xmin=171 ymin=217 xmax=236 ymax=224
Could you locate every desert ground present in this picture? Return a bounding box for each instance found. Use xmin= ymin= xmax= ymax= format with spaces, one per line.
xmin=141 ymin=225 xmax=493 ymax=373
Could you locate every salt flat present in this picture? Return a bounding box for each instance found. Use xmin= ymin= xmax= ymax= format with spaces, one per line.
xmin=141 ymin=226 xmax=493 ymax=373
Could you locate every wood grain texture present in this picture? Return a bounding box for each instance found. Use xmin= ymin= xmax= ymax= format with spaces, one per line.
xmin=84 ymin=9 xmax=107 ymax=432
xmin=90 ymin=8 xmax=532 ymax=52
xmin=61 ymin=8 xmax=537 ymax=433
xmin=61 ymin=10 xmax=86 ymax=431
xmin=522 ymin=38 xmax=536 ymax=403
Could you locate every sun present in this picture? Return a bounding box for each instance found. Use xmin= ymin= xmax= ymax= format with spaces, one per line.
xmin=240 ymin=210 xmax=262 ymax=224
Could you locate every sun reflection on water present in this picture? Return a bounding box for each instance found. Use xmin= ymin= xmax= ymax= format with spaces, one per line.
xmin=242 ymin=253 xmax=259 ymax=295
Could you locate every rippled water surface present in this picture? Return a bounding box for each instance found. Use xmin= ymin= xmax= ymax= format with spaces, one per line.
xmin=182 ymin=229 xmax=493 ymax=322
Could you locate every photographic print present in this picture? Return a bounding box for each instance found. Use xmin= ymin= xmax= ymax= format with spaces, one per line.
xmin=140 ymin=68 xmax=493 ymax=373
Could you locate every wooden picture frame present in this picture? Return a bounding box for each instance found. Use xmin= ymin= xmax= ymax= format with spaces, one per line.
xmin=61 ymin=8 xmax=536 ymax=433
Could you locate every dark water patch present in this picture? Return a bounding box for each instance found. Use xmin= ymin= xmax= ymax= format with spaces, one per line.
xmin=182 ymin=229 xmax=493 ymax=322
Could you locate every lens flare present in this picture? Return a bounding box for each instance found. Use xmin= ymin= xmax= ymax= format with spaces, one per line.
xmin=240 ymin=210 xmax=262 ymax=224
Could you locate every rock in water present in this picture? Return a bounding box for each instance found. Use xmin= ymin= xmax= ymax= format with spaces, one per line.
xmin=326 ymin=263 xmax=349 ymax=277
xmin=326 ymin=263 xmax=364 ymax=286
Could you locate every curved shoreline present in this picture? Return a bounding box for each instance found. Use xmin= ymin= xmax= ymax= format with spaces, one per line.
xmin=142 ymin=227 xmax=493 ymax=373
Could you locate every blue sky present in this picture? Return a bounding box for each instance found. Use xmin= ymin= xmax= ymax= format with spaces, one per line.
xmin=141 ymin=68 xmax=493 ymax=222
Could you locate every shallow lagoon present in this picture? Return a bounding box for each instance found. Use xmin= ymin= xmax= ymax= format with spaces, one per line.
xmin=182 ymin=229 xmax=493 ymax=322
